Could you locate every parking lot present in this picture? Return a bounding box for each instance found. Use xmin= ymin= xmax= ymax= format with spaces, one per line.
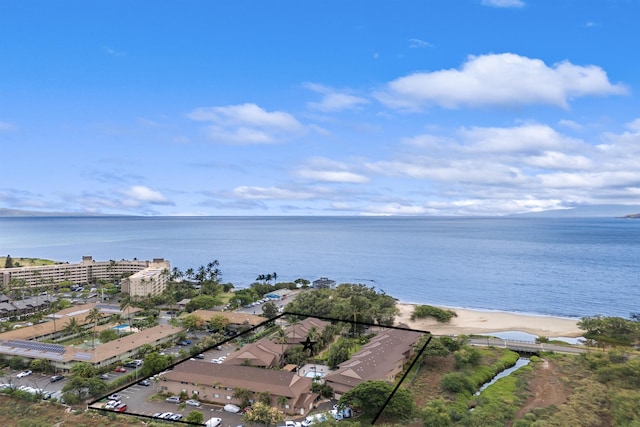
xmin=91 ymin=342 xmax=250 ymax=425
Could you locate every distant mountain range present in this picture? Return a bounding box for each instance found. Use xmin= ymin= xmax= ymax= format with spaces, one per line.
xmin=510 ymin=205 xmax=640 ymax=218
xmin=0 ymin=208 xmax=121 ymax=217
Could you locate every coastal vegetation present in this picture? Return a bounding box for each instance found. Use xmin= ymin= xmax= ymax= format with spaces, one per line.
xmin=411 ymin=305 xmax=458 ymax=323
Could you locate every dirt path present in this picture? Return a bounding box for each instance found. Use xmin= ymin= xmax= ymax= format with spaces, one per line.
xmin=512 ymin=358 xmax=567 ymax=423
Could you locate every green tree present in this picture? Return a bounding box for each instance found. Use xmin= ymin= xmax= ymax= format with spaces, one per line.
xmin=4 ymin=255 xmax=13 ymax=268
xmin=86 ymin=307 xmax=102 ymax=349
xmin=262 ymin=301 xmax=279 ymax=319
xmin=185 ymin=294 xmax=222 ymax=312
xmin=120 ymin=295 xmax=133 ymax=325
xmin=99 ymin=328 xmax=118 ymax=343
xmin=140 ymin=352 xmax=173 ymax=377
xmin=453 ymin=347 xmax=482 ymax=368
xmin=63 ymin=317 xmax=82 ymax=337
xmin=70 ymin=361 xmax=96 ymax=378
xmin=233 ymin=387 xmax=252 ymax=408
xmin=422 ymin=399 xmax=452 ymax=427
xmin=181 ymin=313 xmax=205 ymax=337
xmin=327 ymin=340 xmax=351 ymax=369
xmin=242 ymin=402 xmax=284 ymax=427
xmin=339 ymin=380 xmax=415 ymax=421
xmin=186 ymin=410 xmax=204 ymax=424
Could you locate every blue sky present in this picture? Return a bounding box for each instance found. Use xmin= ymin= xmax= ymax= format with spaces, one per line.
xmin=2 ymin=0 xmax=640 ymax=216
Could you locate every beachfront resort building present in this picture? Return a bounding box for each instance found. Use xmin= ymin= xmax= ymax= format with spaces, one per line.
xmin=0 ymin=256 xmax=170 ymax=295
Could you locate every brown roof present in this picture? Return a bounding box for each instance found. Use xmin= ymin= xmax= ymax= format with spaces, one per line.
xmin=0 ymin=323 xmax=183 ymax=364
xmin=284 ymin=317 xmax=330 ymax=344
xmin=0 ymin=303 xmax=133 ymax=341
xmin=223 ymin=337 xmax=282 ymax=367
xmin=324 ymin=328 xmax=422 ymax=390
xmin=164 ymin=361 xmax=312 ymax=398
xmin=86 ymin=324 xmax=184 ymax=363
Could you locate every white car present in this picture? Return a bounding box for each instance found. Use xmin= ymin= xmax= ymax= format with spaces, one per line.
xmin=223 ymin=403 xmax=241 ymax=413
xmin=103 ymin=400 xmax=120 ymax=410
xmin=284 ymin=421 xmax=302 ymax=427
xmin=17 ymin=370 xmax=32 ymax=378
xmin=186 ymin=399 xmax=201 ymax=407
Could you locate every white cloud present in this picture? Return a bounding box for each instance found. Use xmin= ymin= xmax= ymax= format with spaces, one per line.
xmin=188 ymin=103 xmax=304 ymax=144
xmin=296 ymin=158 xmax=369 ymax=183
xmin=232 ymin=186 xmax=318 ymax=200
xmin=458 ymin=123 xmax=582 ymax=154
xmin=375 ymin=53 xmax=628 ymax=110
xmin=304 ymin=83 xmax=369 ymax=112
xmin=557 ymin=119 xmax=584 ymax=131
xmin=408 ymin=38 xmax=431 ymax=48
xmin=481 ymin=0 xmax=525 ymax=8
xmin=122 ymin=185 xmax=171 ymax=204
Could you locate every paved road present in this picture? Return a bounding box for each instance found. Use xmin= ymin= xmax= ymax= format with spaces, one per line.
xmin=468 ymin=337 xmax=587 ymax=355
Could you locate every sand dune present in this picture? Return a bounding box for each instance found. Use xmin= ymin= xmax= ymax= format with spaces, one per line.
xmin=395 ymin=303 xmax=583 ymax=338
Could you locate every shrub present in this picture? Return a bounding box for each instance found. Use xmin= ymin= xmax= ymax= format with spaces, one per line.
xmin=411 ymin=305 xmax=457 ymax=323
xmin=440 ymin=372 xmax=474 ymax=394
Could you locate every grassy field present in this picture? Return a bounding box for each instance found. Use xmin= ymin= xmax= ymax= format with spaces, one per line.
xmin=1 ymin=257 xmax=58 ymax=268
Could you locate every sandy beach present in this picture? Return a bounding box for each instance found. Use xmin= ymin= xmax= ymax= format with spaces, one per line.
xmin=395 ymin=303 xmax=584 ymax=338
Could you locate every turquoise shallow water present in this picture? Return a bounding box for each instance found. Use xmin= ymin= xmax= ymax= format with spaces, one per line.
xmin=1 ymin=216 xmax=639 ymax=318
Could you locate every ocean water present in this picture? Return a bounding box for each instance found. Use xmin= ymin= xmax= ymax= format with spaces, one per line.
xmin=1 ymin=216 xmax=638 ymax=319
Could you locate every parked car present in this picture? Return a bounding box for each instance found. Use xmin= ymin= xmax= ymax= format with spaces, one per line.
xmin=186 ymin=399 xmax=201 ymax=407
xmin=108 ymin=393 xmax=121 ymax=401
xmin=224 ymin=403 xmax=241 ymax=413
xmin=205 ymin=417 xmax=222 ymax=427
xmin=114 ymin=366 xmax=126 ymax=373
xmin=177 ymin=339 xmax=191 ymax=346
xmin=103 ymin=400 xmax=120 ymax=410
xmin=100 ymin=373 xmax=109 ymax=380
xmin=138 ymin=379 xmax=151 ymax=386
xmin=115 ymin=403 xmax=127 ymax=412
xmin=169 ymin=414 xmax=183 ymax=421
xmin=194 ymin=353 xmax=205 ymax=359
xmin=165 ymin=396 xmax=181 ymax=404
xmin=159 ymin=412 xmax=174 ymax=419
xmin=50 ymin=374 xmax=64 ymax=382
xmin=17 ymin=370 xmax=32 ymax=378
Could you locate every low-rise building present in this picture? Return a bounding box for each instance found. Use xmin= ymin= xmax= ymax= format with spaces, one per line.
xmin=323 ymin=328 xmax=423 ymax=398
xmin=222 ymin=337 xmax=283 ymax=368
xmin=0 ymin=302 xmax=182 ymax=371
xmin=311 ymin=277 xmax=336 ymax=289
xmin=160 ymin=361 xmax=317 ymax=416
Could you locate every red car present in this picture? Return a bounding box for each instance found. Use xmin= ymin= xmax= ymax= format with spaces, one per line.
xmin=115 ymin=403 xmax=127 ymax=412
xmin=114 ymin=366 xmax=127 ymax=373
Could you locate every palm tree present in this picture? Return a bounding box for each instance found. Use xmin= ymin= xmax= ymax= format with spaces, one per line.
xmin=110 ymin=313 xmax=124 ymax=327
xmin=274 ymin=327 xmax=288 ymax=366
xmin=86 ymin=307 xmax=102 ymax=349
xmin=120 ymin=295 xmax=132 ymax=325
xmin=64 ymin=317 xmax=82 ymax=338
xmin=171 ymin=267 xmax=183 ymax=281
xmin=272 ymin=272 xmax=278 ymax=284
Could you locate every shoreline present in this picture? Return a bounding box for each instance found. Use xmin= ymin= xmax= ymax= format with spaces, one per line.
xmin=395 ymin=302 xmax=584 ymax=338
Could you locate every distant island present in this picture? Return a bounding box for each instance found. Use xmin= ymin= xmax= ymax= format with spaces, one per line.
xmin=620 ymin=213 xmax=640 ymax=218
